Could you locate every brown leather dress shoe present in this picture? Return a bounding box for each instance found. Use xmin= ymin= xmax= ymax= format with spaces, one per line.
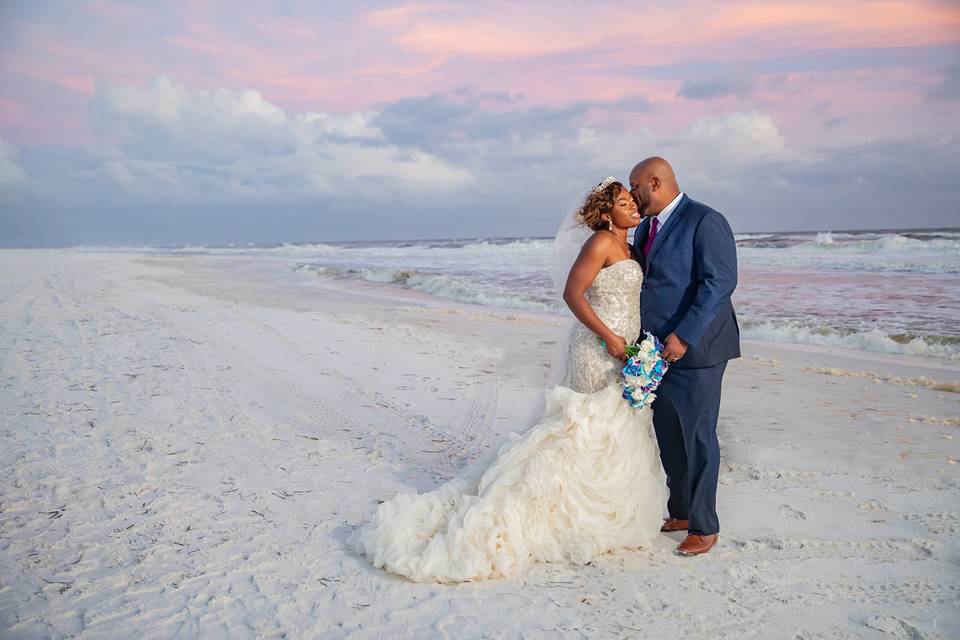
xmin=660 ymin=518 xmax=689 ymax=532
xmin=675 ymin=533 xmax=718 ymax=556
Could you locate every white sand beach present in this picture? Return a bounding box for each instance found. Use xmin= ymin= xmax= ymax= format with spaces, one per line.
xmin=1 ymin=249 xmax=958 ymax=639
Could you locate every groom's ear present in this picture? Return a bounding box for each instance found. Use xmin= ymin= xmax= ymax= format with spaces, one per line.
xmin=651 ymin=176 xmax=661 ymax=192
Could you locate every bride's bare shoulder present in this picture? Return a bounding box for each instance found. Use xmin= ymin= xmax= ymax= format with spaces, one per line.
xmin=580 ymin=230 xmax=617 ymax=254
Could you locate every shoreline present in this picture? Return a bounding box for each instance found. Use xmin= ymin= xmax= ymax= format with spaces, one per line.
xmin=20 ymin=237 xmax=960 ymax=362
xmin=232 ymin=250 xmax=960 ymax=371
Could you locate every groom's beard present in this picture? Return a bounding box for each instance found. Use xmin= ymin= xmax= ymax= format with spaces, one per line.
xmin=635 ymin=196 xmax=653 ymax=217
xmin=633 ymin=190 xmax=656 ymax=217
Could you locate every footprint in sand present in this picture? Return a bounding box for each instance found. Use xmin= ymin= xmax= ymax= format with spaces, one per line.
xmin=904 ymin=511 xmax=959 ymax=535
xmin=816 ymin=489 xmax=856 ymax=498
xmin=864 ymin=615 xmax=924 ymax=638
xmin=779 ymin=504 xmax=807 ymax=520
xmin=858 ymin=499 xmax=892 ymax=512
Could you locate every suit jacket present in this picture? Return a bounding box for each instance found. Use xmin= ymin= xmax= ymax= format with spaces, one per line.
xmin=631 ymin=194 xmax=740 ymax=368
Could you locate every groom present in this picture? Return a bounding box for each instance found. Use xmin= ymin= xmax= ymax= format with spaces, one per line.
xmin=628 ymin=157 xmax=740 ymax=556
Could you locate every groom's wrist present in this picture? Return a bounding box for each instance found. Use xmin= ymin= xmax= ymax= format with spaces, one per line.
xmin=673 ymin=326 xmax=697 ymax=348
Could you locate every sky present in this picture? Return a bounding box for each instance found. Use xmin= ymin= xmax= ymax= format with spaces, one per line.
xmin=1 ymin=1 xmax=958 ymax=246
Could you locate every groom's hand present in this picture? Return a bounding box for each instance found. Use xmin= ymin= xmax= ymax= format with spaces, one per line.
xmin=662 ymin=333 xmax=688 ymax=363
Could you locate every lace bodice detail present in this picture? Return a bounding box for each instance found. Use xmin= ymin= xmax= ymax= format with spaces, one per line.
xmin=564 ymin=259 xmax=643 ymax=393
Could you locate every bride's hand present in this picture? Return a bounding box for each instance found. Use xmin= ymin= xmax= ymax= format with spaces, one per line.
xmin=604 ymin=334 xmax=628 ymax=362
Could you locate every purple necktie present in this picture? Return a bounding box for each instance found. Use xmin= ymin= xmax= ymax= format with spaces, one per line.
xmin=642 ymin=217 xmax=659 ymax=259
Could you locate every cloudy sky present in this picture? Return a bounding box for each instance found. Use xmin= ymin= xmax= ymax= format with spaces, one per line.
xmin=1 ymin=1 xmax=958 ymax=246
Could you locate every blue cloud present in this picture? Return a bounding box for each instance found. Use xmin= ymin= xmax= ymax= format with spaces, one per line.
xmin=678 ymin=73 xmax=755 ymax=100
xmin=928 ymin=64 xmax=960 ymax=100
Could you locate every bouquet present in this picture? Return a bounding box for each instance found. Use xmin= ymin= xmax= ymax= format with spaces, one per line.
xmin=621 ymin=332 xmax=669 ymax=409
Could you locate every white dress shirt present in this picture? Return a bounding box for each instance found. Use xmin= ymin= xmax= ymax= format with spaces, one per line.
xmin=651 ymin=191 xmax=684 ymax=232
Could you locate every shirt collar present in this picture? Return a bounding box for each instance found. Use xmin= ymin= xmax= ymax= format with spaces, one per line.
xmin=652 ymin=192 xmax=684 ymax=229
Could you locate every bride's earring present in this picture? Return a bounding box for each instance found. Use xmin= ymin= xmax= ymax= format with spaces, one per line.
xmin=607 ymin=219 xmax=613 ymax=231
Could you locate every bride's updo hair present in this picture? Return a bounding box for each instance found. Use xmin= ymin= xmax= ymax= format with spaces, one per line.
xmin=577 ymin=180 xmax=626 ymax=231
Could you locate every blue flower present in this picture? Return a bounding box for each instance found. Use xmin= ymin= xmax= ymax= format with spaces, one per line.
xmin=623 ymin=363 xmax=644 ymax=377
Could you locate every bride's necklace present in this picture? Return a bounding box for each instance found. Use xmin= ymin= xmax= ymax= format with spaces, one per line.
xmin=608 ymin=229 xmax=630 ymax=254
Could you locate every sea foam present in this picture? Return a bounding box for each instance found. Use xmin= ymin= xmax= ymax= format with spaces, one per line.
xmin=741 ymin=321 xmax=960 ymax=360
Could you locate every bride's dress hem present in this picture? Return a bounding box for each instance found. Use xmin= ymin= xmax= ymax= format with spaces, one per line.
xmin=348 ymin=382 xmax=668 ymax=584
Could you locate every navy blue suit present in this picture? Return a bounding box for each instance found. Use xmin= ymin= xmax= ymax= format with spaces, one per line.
xmin=631 ymin=194 xmax=739 ymax=536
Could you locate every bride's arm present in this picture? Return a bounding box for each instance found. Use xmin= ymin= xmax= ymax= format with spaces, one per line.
xmin=562 ymin=234 xmax=627 ymax=361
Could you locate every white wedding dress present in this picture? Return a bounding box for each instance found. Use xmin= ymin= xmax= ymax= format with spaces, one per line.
xmin=350 ymin=259 xmax=668 ymax=582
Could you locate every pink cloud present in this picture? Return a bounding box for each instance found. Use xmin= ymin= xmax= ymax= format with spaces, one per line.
xmin=703 ymin=2 xmax=960 ymax=47
xmin=8 ymin=25 xmax=161 ymax=87
xmin=1 ymin=1 xmax=958 ymax=146
xmin=363 ymin=1 xmax=959 ymax=63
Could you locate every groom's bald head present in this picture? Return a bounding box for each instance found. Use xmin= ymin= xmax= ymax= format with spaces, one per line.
xmin=629 ymin=156 xmax=681 ymax=218
xmin=630 ymin=157 xmax=677 ymax=187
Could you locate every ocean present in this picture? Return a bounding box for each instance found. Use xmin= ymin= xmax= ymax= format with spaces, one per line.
xmin=112 ymin=228 xmax=960 ymax=360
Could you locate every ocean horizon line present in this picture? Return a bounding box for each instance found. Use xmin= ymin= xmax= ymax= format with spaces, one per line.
xmin=4 ymin=225 xmax=959 ymax=250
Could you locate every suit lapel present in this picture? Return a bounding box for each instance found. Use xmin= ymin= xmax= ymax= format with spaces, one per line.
xmin=645 ymin=194 xmax=690 ymax=270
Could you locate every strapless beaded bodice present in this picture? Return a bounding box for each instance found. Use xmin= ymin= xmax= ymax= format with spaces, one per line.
xmin=564 ymin=259 xmax=643 ymax=393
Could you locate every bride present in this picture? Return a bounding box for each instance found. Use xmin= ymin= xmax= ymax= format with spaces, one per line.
xmin=349 ymin=178 xmax=668 ymax=583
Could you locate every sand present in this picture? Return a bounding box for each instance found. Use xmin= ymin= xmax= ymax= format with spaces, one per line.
xmin=1 ymin=249 xmax=958 ymax=639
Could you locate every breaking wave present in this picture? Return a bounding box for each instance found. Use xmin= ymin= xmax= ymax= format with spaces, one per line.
xmin=294 ymin=263 xmax=558 ymax=312
xmin=740 ymin=320 xmax=960 ymax=360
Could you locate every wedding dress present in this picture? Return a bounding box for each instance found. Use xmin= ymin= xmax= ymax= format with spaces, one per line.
xmin=349 ymin=259 xmax=668 ymax=582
